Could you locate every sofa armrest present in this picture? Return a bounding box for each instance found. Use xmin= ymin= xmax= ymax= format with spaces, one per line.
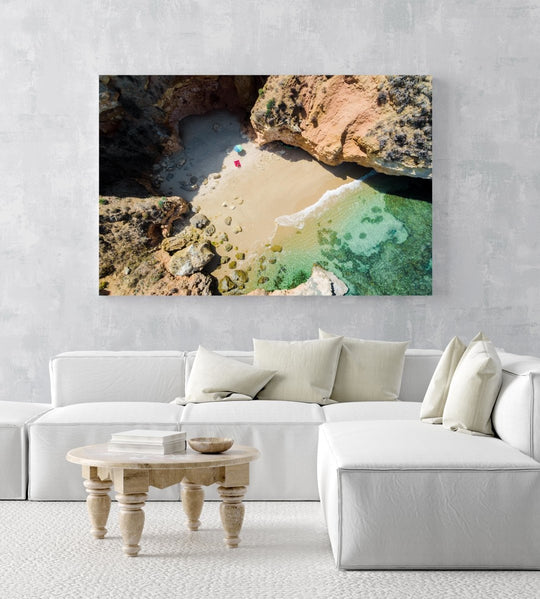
xmin=492 ymin=352 xmax=540 ymax=462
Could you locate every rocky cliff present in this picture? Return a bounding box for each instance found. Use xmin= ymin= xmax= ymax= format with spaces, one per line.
xmin=250 ymin=75 xmax=431 ymax=178
xmin=99 ymin=194 xmax=217 ymax=295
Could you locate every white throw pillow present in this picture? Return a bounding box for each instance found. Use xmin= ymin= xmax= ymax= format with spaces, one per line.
xmin=442 ymin=333 xmax=502 ymax=436
xmin=177 ymin=345 xmax=276 ymax=404
xmin=420 ymin=336 xmax=467 ymax=423
xmin=253 ymin=337 xmax=343 ymax=404
xmin=319 ymin=329 xmax=408 ymax=402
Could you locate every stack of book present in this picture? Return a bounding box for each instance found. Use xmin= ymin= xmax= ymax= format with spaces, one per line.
xmin=108 ymin=430 xmax=187 ymax=455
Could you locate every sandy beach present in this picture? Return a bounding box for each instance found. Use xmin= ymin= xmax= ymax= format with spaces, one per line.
xmin=157 ymin=110 xmax=367 ymax=285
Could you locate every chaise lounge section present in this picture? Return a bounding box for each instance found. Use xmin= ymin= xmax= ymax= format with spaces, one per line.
xmin=317 ymin=419 xmax=540 ymax=569
xmin=318 ymin=351 xmax=540 ymax=568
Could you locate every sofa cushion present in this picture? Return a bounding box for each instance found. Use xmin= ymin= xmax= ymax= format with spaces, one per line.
xmin=184 ymin=349 xmax=443 ymax=404
xmin=0 ymin=401 xmax=52 ymax=499
xmin=181 ymin=400 xmax=324 ymax=501
xmin=442 ymin=334 xmax=502 ymax=436
xmin=0 ymin=401 xmax=52 ymax=425
xmin=319 ymin=330 xmax=408 ymax=402
xmin=253 ymin=337 xmax=342 ymax=404
xmin=185 ymin=350 xmax=253 ymax=382
xmin=180 ymin=346 xmax=276 ymax=404
xmin=34 ymin=401 xmax=183 ymax=424
xmin=181 ymin=399 xmax=324 ymax=424
xmin=323 ymin=400 xmax=420 ymax=422
xmin=319 ymin=420 xmax=537 ymax=469
xmin=420 ymin=336 xmax=466 ymax=423
xmin=50 ymin=351 xmax=186 ymax=407
xmin=28 ymin=402 xmax=183 ymax=501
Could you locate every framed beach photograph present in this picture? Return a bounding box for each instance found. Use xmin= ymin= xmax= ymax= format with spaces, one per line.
xmin=99 ymin=75 xmax=432 ymax=296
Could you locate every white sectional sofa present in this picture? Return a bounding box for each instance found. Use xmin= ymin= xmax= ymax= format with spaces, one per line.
xmin=2 ymin=345 xmax=540 ymax=569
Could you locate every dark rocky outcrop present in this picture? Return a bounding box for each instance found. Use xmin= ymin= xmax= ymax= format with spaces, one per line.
xmin=99 ymin=75 xmax=266 ymax=194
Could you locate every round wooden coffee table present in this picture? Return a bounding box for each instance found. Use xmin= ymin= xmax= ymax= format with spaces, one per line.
xmin=66 ymin=443 xmax=260 ymax=557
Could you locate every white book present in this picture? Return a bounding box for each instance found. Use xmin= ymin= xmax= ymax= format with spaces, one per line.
xmin=110 ymin=430 xmax=186 ymax=445
xmin=107 ymin=440 xmax=187 ymax=455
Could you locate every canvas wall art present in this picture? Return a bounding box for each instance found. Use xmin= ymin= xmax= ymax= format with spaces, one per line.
xmin=99 ymin=75 xmax=432 ymax=296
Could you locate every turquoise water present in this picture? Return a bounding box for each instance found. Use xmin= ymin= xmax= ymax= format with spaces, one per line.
xmin=245 ymin=172 xmax=432 ymax=295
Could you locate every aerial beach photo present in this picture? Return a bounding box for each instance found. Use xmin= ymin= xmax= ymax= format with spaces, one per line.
xmin=99 ymin=75 xmax=432 ymax=296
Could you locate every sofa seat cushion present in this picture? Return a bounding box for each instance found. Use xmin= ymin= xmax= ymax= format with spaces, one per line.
xmin=323 ymin=401 xmax=420 ymax=422
xmin=180 ymin=400 xmax=324 ymax=501
xmin=28 ymin=402 xmax=183 ymax=500
xmin=181 ymin=399 xmax=324 ymax=424
xmin=318 ymin=421 xmax=540 ymax=569
xmin=0 ymin=401 xmax=52 ymax=424
xmin=321 ymin=420 xmax=539 ymax=469
xmin=0 ymin=401 xmax=52 ymax=499
xmin=34 ymin=402 xmax=183 ymax=424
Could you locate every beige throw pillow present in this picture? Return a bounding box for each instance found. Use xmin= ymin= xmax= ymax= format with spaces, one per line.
xmin=420 ymin=336 xmax=467 ymax=423
xmin=319 ymin=329 xmax=408 ymax=402
xmin=178 ymin=345 xmax=276 ymax=404
xmin=253 ymin=337 xmax=343 ymax=404
xmin=442 ymin=333 xmax=502 ymax=436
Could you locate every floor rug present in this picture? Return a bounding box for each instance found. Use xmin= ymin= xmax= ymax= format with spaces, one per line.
xmin=0 ymin=501 xmax=538 ymax=598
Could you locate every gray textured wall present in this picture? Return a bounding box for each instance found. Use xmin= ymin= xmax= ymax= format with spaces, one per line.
xmin=2 ymin=0 xmax=540 ymax=403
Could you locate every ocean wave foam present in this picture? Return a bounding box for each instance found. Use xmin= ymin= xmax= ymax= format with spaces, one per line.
xmin=275 ymin=170 xmax=376 ymax=229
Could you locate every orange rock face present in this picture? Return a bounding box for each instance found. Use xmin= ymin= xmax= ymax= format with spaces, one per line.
xmin=250 ymin=75 xmax=432 ymax=179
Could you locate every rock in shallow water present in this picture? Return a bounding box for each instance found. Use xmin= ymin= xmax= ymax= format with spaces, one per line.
xmin=249 ymin=265 xmax=348 ymax=296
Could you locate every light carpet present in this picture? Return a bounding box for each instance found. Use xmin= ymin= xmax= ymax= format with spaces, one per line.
xmin=0 ymin=501 xmax=538 ymax=599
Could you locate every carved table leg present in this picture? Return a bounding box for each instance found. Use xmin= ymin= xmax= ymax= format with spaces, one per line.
xmin=181 ymin=482 xmax=204 ymax=531
xmin=218 ymin=485 xmax=246 ymax=548
xmin=116 ymin=492 xmax=147 ymax=557
xmin=83 ymin=478 xmax=112 ymax=539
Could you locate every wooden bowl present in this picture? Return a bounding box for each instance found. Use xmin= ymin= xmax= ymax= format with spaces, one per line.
xmin=188 ymin=437 xmax=234 ymax=454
